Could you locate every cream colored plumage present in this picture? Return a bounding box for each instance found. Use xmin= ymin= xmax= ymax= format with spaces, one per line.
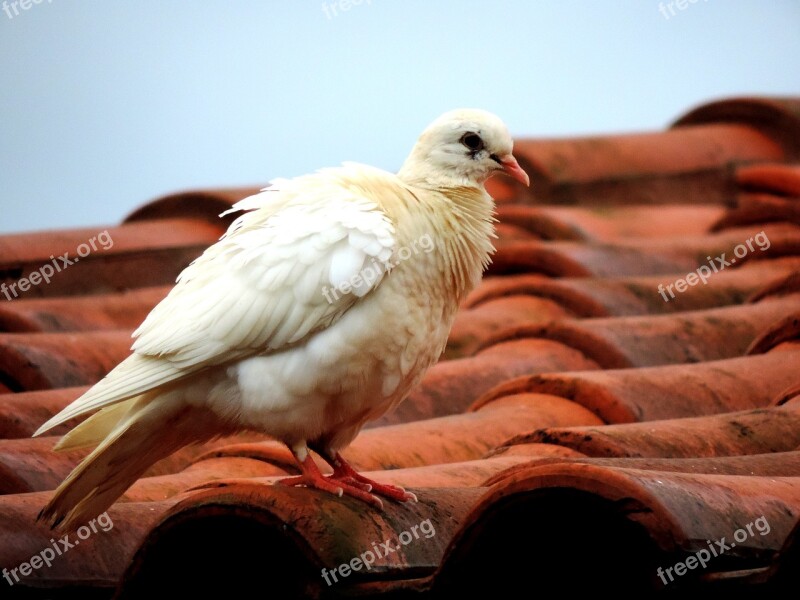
xmin=34 ymin=109 xmax=529 ymax=530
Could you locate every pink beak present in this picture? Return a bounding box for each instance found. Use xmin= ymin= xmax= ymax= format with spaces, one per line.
xmin=497 ymin=154 xmax=530 ymax=187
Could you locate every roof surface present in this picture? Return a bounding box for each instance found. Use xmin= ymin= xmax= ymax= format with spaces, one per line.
xmin=1 ymin=96 xmax=799 ymax=597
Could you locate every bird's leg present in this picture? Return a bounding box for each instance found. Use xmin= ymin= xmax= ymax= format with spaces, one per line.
xmin=320 ymin=451 xmax=418 ymax=503
xmin=278 ymin=444 xmax=384 ymax=509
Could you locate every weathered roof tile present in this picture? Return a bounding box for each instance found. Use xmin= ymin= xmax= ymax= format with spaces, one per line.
xmin=2 ymin=95 xmax=800 ymax=596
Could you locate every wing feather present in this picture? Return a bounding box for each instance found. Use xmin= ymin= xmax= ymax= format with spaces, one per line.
xmin=34 ymin=165 xmax=401 ymax=436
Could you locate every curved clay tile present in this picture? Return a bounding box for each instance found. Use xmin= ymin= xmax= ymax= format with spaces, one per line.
xmin=484 ymin=174 xmax=521 ymax=204
xmin=465 ymin=258 xmax=800 ymax=319
xmin=0 ymin=436 xmax=87 ymax=495
xmin=0 ymin=433 xmax=270 ymax=495
xmin=118 ymin=485 xmax=484 ymax=597
xmin=446 ymin=295 xmax=572 ymax=359
xmin=374 ymin=339 xmax=600 ymax=425
xmin=493 ymin=222 xmax=538 ymax=245
xmin=465 ymin=274 xmax=610 ymax=314
xmin=673 ymin=97 xmax=800 ymax=158
xmin=749 ymin=271 xmax=800 ymax=302
xmin=0 ymin=492 xmax=178 ymax=593
xmin=502 ymin=121 xmax=787 ymax=207
xmin=0 ymin=331 xmax=131 ymax=391
xmin=194 ymin=445 xmax=552 ymax=493
xmin=433 ymin=463 xmax=800 ymax=594
xmin=364 ymin=455 xmax=530 ymax=489
xmin=121 ymin=457 xmax=293 ymax=503
xmin=488 ymin=223 xmax=800 ymax=277
xmin=736 ymin=163 xmax=800 ymax=197
xmin=772 ymin=383 xmax=800 ymax=407
xmin=191 ymin=456 xmax=531 ymax=497
xmin=487 ymin=239 xmax=698 ymax=277
xmin=0 ymin=286 xmax=168 ymax=333
xmin=213 ymin=393 xmax=604 ymax=475
xmin=123 ymin=187 xmax=262 ymax=227
xmin=614 ymin=223 xmax=800 ymax=269
xmin=470 ymin=347 xmax=800 ymax=423
xmin=747 ymin=311 xmax=800 ymax=354
xmin=476 ymin=295 xmax=800 ymax=369
xmin=487 ymin=448 xmax=800 ymax=481
xmin=497 ymin=204 xmax=724 ymax=241
xmin=711 ymin=193 xmax=800 ymax=232
xmin=767 ymin=517 xmax=800 ymax=590
xmin=487 ymin=441 xmax=589 ymax=459
xmin=503 ymin=404 xmax=800 ymax=458
xmin=0 ymin=386 xmax=87 ymax=438
xmin=0 ymin=219 xmax=220 ymax=298
xmin=494 ymin=204 xmax=591 ymax=240
xmin=483 ymin=450 xmax=800 ymax=487
xmin=193 ymin=438 xmax=297 ymax=470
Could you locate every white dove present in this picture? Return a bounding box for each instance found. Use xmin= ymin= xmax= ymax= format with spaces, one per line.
xmin=34 ymin=109 xmax=530 ymax=530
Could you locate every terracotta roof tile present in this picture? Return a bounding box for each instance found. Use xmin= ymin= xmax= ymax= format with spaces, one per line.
xmin=472 ymin=345 xmax=800 ymax=423
xmin=118 ymin=486 xmax=483 ymax=597
xmin=220 ymin=392 xmax=603 ymax=471
xmin=470 ymin=257 xmax=800 ymax=314
xmin=0 ymin=287 xmax=167 ymax=333
xmin=0 ymin=331 xmax=131 ymax=392
xmin=3 ymin=95 xmax=800 ymax=596
xmin=0 ymin=387 xmax=86 ymax=438
xmin=434 ymin=464 xmax=800 ymax=594
xmin=0 ymin=495 xmax=176 ymax=594
xmin=672 ymin=97 xmax=800 ymax=156
xmin=0 ymin=433 xmax=269 ymax=495
xmin=495 ymin=203 xmax=725 ymax=241
xmin=747 ymin=310 xmax=800 ymax=354
xmin=736 ymin=163 xmax=800 ymax=197
xmin=475 ymin=295 xmax=800 ymax=369
xmin=375 ymin=339 xmax=600 ymax=425
xmin=749 ymin=270 xmax=800 ymax=302
xmin=445 ymin=295 xmax=572 ymax=359
xmin=483 ymin=450 xmax=800 ymax=483
xmin=484 ymin=97 xmax=800 ymax=210
xmin=193 ymin=455 xmax=532 ymax=495
xmin=488 ymin=223 xmax=800 ymax=276
xmin=505 ymin=403 xmax=800 ymax=458
xmin=712 ymin=192 xmax=800 ymax=232
xmin=123 ymin=187 xmax=262 ymax=227
xmin=0 ymin=220 xmax=222 ymax=298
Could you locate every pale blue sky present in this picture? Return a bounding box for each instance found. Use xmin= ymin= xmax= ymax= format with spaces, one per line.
xmin=1 ymin=1 xmax=798 ymax=234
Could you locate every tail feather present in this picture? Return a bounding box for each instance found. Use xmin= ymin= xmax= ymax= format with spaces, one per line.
xmin=54 ymin=398 xmax=138 ymax=452
xmin=38 ymin=397 xmax=224 ymax=532
xmin=33 ymin=354 xmax=190 ymax=438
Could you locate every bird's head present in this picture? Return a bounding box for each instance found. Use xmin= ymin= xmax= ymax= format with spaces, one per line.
xmin=398 ymin=108 xmax=530 ymax=189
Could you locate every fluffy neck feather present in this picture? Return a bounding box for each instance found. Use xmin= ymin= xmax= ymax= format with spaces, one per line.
xmin=410 ymin=184 xmax=496 ymax=304
xmin=398 ymin=152 xmax=487 ymax=189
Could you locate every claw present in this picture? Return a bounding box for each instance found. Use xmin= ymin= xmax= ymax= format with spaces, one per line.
xmin=326 ymin=452 xmax=418 ymax=504
xmin=278 ymin=454 xmax=384 ymax=508
xmin=280 ymin=448 xmax=416 ymax=509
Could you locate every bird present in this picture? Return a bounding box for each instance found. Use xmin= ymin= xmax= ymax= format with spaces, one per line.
xmin=34 ymin=108 xmax=530 ymax=530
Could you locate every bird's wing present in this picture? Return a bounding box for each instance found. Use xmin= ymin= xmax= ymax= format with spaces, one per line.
xmin=35 ymin=169 xmax=398 ymax=435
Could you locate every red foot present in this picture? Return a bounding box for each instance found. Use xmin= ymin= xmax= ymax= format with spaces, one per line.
xmin=328 ymin=452 xmax=418 ymax=503
xmin=279 ymin=454 xmax=384 ymax=509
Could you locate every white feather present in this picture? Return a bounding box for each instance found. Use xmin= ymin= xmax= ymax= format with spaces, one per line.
xmin=36 ymin=109 xmax=520 ymax=528
xmin=34 ymin=164 xmax=399 ymax=436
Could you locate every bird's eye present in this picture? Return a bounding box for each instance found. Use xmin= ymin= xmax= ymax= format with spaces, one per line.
xmin=460 ymin=133 xmax=484 ymax=152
